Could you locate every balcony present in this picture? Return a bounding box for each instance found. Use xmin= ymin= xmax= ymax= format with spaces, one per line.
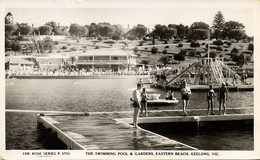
xmin=75 ymin=59 xmax=128 ymax=64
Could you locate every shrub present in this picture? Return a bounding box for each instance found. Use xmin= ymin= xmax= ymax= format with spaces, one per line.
xmin=196 ymin=51 xmax=201 ymax=57
xmin=145 ymin=47 xmax=148 ymax=50
xmin=224 ymin=49 xmax=228 ymax=52
xmin=151 ymin=47 xmax=158 ymax=54
xmin=139 ymin=41 xmax=144 ymax=46
xmin=216 ymin=46 xmax=223 ymax=52
xmin=83 ymin=50 xmax=86 ymax=53
xmin=95 ymin=46 xmax=100 ymax=49
xmin=97 ymin=36 xmax=103 ymax=41
xmin=55 ymin=41 xmax=59 ymax=45
xmin=185 ymin=39 xmax=193 ymax=43
xmin=210 ymin=51 xmax=217 ymax=58
xmin=219 ymin=54 xmax=223 ymax=58
xmin=178 ymin=43 xmax=183 ymax=48
xmin=82 ymin=46 xmax=87 ymax=49
xmin=16 ymin=35 xmax=24 ymax=41
xmin=61 ymin=46 xmax=67 ymax=49
xmin=248 ymin=43 xmax=254 ymax=51
xmin=165 ymin=46 xmax=169 ymax=48
xmin=179 ymin=50 xmax=187 ymax=56
xmin=164 ymin=40 xmax=168 ymax=44
xmin=67 ymin=44 xmax=71 ymax=46
xmin=70 ymin=46 xmax=78 ymax=51
xmin=163 ymin=49 xmax=167 ymax=54
xmin=133 ymin=47 xmax=139 ymax=53
xmin=174 ymin=53 xmax=185 ymax=61
xmin=213 ymin=40 xmax=223 ymax=46
xmin=189 ymin=50 xmax=196 ymax=56
xmin=103 ymin=41 xmax=116 ymax=44
xmin=201 ymin=42 xmax=206 ymax=45
xmin=227 ymin=42 xmax=232 ymax=46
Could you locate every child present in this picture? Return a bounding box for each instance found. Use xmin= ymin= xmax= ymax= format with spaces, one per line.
xmin=207 ymin=84 xmax=215 ymax=115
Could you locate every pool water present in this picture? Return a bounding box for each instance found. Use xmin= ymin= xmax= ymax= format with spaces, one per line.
xmin=5 ymin=78 xmax=254 ymax=150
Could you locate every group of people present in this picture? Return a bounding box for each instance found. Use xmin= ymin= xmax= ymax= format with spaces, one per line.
xmin=131 ymin=79 xmax=229 ymax=129
xmin=180 ymin=80 xmax=229 ymax=116
xmin=131 ymin=82 xmax=149 ymax=129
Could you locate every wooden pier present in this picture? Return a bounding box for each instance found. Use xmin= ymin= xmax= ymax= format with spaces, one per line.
xmin=36 ymin=108 xmax=253 ymax=150
xmin=37 ymin=113 xmax=197 ymax=150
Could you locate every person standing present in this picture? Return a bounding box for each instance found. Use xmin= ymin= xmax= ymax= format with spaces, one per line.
xmin=140 ymin=88 xmax=148 ymax=117
xmin=207 ymin=84 xmax=216 ymax=115
xmin=132 ymin=84 xmax=142 ymax=128
xmin=217 ymin=82 xmax=229 ymax=115
xmin=180 ymin=80 xmax=191 ymax=116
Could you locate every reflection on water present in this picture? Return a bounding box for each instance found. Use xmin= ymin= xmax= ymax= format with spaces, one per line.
xmin=5 ymin=78 xmax=254 ymax=150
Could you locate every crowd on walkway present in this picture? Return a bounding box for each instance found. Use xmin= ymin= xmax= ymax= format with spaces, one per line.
xmin=5 ymin=68 xmax=150 ymax=78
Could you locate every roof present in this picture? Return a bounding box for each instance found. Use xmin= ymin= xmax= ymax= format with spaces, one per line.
xmin=5 ymin=57 xmax=35 ymax=65
xmin=77 ymin=49 xmax=137 ymax=57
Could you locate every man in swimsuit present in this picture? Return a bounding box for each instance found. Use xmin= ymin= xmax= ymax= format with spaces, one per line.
xmin=132 ymin=83 xmax=142 ymax=128
xmin=180 ymin=80 xmax=191 ymax=116
xmin=217 ymin=82 xmax=229 ymax=115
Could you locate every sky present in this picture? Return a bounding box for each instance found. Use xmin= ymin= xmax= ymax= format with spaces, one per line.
xmin=5 ymin=7 xmax=254 ymax=36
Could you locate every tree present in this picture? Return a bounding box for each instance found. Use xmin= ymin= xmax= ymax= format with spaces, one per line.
xmin=46 ymin=21 xmax=64 ymax=35
xmin=151 ymin=47 xmax=158 ymax=54
xmin=17 ymin=23 xmax=33 ymax=35
xmin=5 ymin=40 xmax=21 ymax=52
xmin=69 ymin=23 xmax=88 ymax=37
xmin=112 ymin=34 xmax=121 ymax=41
xmin=128 ymin=24 xmax=147 ymax=40
xmin=41 ymin=36 xmax=54 ymax=53
xmin=69 ymin=56 xmax=77 ymax=65
xmin=190 ymin=22 xmax=209 ymax=31
xmin=231 ymin=47 xmax=239 ymax=58
xmin=38 ymin=25 xmax=53 ymax=35
xmin=212 ymin=11 xmax=225 ymax=39
xmin=140 ymin=60 xmax=150 ymax=68
xmin=5 ymin=12 xmax=14 ymax=24
xmin=248 ymin=43 xmax=254 ymax=51
xmin=233 ymin=54 xmax=246 ymax=67
xmin=191 ymin=29 xmax=208 ymax=40
xmin=228 ymin=29 xmax=245 ymax=41
xmin=98 ymin=24 xmax=114 ymax=38
xmin=127 ymin=35 xmax=136 ymax=41
xmin=158 ymin=56 xmax=171 ymax=67
xmin=190 ymin=22 xmax=209 ymax=40
xmin=151 ymin=24 xmax=176 ymax=40
xmin=88 ymin=23 xmax=99 ymax=37
xmin=190 ymin=41 xmax=200 ymax=51
xmin=168 ymin=24 xmax=190 ymax=39
xmin=5 ymin=24 xmax=18 ymax=37
xmin=223 ymin=21 xmax=245 ymax=39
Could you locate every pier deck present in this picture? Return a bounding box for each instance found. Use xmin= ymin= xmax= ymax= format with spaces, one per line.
xmin=37 ymin=113 xmax=196 ymax=150
xmin=37 ymin=108 xmax=253 ymax=150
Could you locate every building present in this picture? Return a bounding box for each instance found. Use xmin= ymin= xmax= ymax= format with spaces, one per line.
xmin=5 ymin=57 xmax=34 ymax=71
xmin=75 ymin=49 xmax=137 ymax=71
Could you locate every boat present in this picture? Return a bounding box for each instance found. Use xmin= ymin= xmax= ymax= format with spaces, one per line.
xmin=147 ymin=99 xmax=178 ymax=105
xmin=146 ymin=93 xmax=178 ymax=106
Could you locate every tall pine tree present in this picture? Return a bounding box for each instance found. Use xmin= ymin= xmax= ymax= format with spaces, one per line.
xmin=212 ymin=11 xmax=225 ymax=39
